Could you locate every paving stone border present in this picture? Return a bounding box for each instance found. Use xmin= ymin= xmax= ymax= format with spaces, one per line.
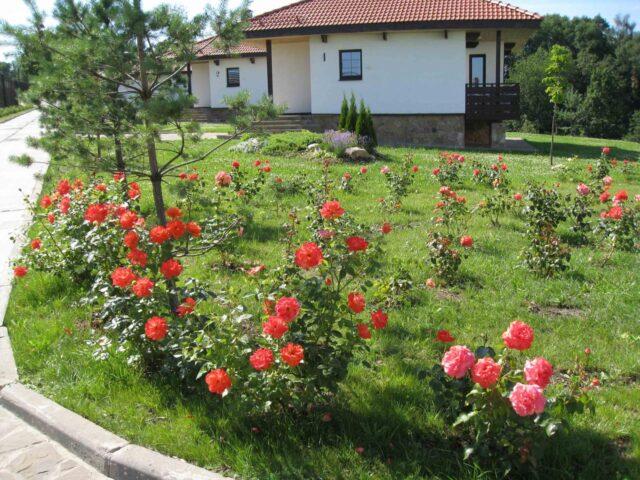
xmin=0 ymin=113 xmax=234 ymax=480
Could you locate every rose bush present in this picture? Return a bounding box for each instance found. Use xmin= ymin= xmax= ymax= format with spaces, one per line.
xmin=431 ymin=320 xmax=595 ymax=473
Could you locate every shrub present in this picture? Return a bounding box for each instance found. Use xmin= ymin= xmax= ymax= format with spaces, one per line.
xmin=595 ymin=193 xmax=640 ymax=252
xmin=261 ymin=130 xmax=323 ymax=156
xmin=432 ymin=321 xmax=595 ymax=473
xmin=471 ymin=157 xmax=509 ymax=188
xmin=380 ymin=156 xmax=417 ymax=210
xmin=322 ymin=130 xmax=357 ymax=158
xmin=338 ymin=96 xmax=349 ymax=130
xmin=432 ymin=152 xmax=465 ymax=186
xmin=346 ymin=93 xmax=358 ymax=133
xmin=521 ymin=185 xmax=571 ymax=276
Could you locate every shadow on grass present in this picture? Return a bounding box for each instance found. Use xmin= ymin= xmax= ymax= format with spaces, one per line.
xmin=520 ymin=139 xmax=638 ymax=161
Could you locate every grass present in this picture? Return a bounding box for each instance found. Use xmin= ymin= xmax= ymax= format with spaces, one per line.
xmin=160 ymin=122 xmax=234 ymax=135
xmin=0 ymin=105 xmax=33 ymax=123
xmin=5 ymin=132 xmax=640 ymax=479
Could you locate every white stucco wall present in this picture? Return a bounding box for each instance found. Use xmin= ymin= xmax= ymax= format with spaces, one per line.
xmin=209 ymin=57 xmax=268 ymax=108
xmin=190 ymin=61 xmax=211 ymax=107
xmin=308 ymin=30 xmax=466 ymax=114
xmin=466 ymin=39 xmax=504 ymax=84
xmin=272 ymin=40 xmax=312 ymax=113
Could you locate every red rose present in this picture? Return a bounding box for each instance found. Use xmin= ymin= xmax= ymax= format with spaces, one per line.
xmin=473 ymin=169 xmax=480 ymax=176
xmin=166 ymin=207 xmax=182 ymax=219
xmin=95 ymin=183 xmax=107 ymax=192
xmin=13 ymin=266 xmax=28 ymax=278
xmin=347 ymin=292 xmax=366 ymax=314
xmin=119 ymin=210 xmax=138 ymax=230
xmin=56 ymin=179 xmax=71 ymax=195
xmin=599 ymin=191 xmax=611 ymax=203
xmin=84 ymin=203 xmax=109 ymax=224
xmin=614 ymin=190 xmax=628 ymax=203
xmin=40 ymin=195 xmax=52 ymax=209
xmin=460 ymin=235 xmax=473 ymax=248
xmin=602 ymin=146 xmax=610 ymax=155
xmin=113 ymin=172 xmax=125 ymax=182
xmin=262 ymin=316 xmax=289 ymax=339
xmin=280 ymin=343 xmax=304 ymax=367
xmin=215 ymin=171 xmax=232 ymax=187
xmin=145 ymin=316 xmax=168 ymax=341
xmin=275 ymin=297 xmax=300 ymax=322
xmin=501 ymin=163 xmax=508 ymax=171
xmin=167 ymin=220 xmax=186 ymax=239
xmin=188 ymin=173 xmax=199 ymax=181
xmin=436 ymin=329 xmax=455 ymax=343
xmin=381 ymin=222 xmax=392 ymax=234
xmin=186 ymin=222 xmax=201 ymax=237
xmin=30 ymin=238 xmax=42 ymax=250
xmin=127 ymin=248 xmax=148 ymax=267
xmin=149 ymin=226 xmax=170 ymax=244
xmin=178 ymin=172 xmax=188 ymax=180
xmin=346 ymin=236 xmax=368 ymax=252
xmin=160 ymin=258 xmax=182 ymax=279
xmin=111 ymin=267 xmax=136 ymax=288
xmin=124 ymin=231 xmax=139 ymax=249
xmin=509 ymin=383 xmax=546 ymax=417
xmin=232 ymin=160 xmax=240 ymax=169
xmin=47 ymin=213 xmax=55 ymax=224
xmin=205 ymin=368 xmax=232 ymax=395
xmin=360 ymin=167 xmax=367 ymax=174
xmin=513 ymin=193 xmax=523 ymax=201
xmin=128 ymin=182 xmax=141 ymax=200
xmin=371 ymin=309 xmax=388 ymax=329
xmin=176 ymin=297 xmax=196 ymax=317
xmin=524 ymin=357 xmax=553 ymax=389
xmin=132 ymin=277 xmax=154 ymax=298
xmin=356 ymin=323 xmax=371 ymax=339
xmin=412 ymin=165 xmax=419 ymax=173
xmin=502 ymin=321 xmax=534 ymax=351
xmin=442 ymin=345 xmax=475 ymax=378
xmin=254 ymin=160 xmax=262 ymax=167
xmin=294 ymin=242 xmax=323 ymax=269
xmin=603 ymin=205 xmax=623 ymax=220
xmin=320 ymin=200 xmax=345 ymax=220
xmin=471 ymin=357 xmax=502 ymax=388
xmin=432 ymin=168 xmax=441 ymax=176
xmin=249 ymin=348 xmax=274 ymax=371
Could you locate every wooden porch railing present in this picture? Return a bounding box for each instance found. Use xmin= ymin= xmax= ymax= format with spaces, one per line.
xmin=465 ymin=83 xmax=520 ymax=121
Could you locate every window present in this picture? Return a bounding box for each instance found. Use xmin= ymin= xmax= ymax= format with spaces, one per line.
xmin=469 ymin=54 xmax=486 ymax=86
xmin=339 ymin=50 xmax=362 ymax=81
xmin=226 ymin=67 xmax=240 ymax=87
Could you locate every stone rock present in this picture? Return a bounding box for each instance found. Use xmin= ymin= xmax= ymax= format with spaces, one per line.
xmin=307 ymin=143 xmax=321 ymax=150
xmin=345 ymin=147 xmax=372 ymax=161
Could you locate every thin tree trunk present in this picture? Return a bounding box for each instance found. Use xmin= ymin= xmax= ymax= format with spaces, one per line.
xmin=113 ymin=134 xmax=129 ymax=200
xmin=134 ymin=11 xmax=178 ymax=311
xmin=550 ymin=105 xmax=556 ymax=166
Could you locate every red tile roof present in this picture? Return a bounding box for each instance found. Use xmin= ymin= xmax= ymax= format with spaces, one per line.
xmin=193 ymin=37 xmax=266 ymax=58
xmin=246 ymin=0 xmax=541 ymax=34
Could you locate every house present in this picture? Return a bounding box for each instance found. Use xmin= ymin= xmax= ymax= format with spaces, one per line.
xmin=186 ymin=0 xmax=541 ymax=148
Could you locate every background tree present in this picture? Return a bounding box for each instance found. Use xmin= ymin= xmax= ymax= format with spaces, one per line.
xmin=346 ymin=93 xmax=357 ymax=132
xmin=543 ymin=45 xmax=572 ymax=165
xmin=338 ymin=95 xmax=348 ymax=130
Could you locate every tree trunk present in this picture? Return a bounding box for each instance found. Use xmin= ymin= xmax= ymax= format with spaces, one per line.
xmin=550 ymin=105 xmax=556 ymax=166
xmin=134 ymin=12 xmax=178 ymax=311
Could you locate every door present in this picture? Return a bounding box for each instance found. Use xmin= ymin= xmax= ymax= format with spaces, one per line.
xmin=469 ymin=54 xmax=486 ymax=86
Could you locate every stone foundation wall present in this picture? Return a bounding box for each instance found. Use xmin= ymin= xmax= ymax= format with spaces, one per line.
xmin=491 ymin=122 xmax=507 ymax=148
xmin=312 ymin=114 xmax=465 ymax=148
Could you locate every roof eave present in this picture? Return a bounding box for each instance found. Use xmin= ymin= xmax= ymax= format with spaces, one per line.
xmin=195 ymin=51 xmax=268 ymax=61
xmin=245 ymin=18 xmax=542 ymax=39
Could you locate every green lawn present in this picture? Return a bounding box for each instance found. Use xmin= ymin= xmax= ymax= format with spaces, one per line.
xmin=6 ymin=133 xmax=640 ymax=479
xmin=0 ymin=105 xmax=33 ymax=123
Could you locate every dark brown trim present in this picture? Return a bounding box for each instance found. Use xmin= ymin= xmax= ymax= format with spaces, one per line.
xmin=186 ymin=62 xmax=192 ymax=95
xmin=266 ymin=40 xmax=273 ymax=96
xmin=245 ymin=19 xmax=541 ymax=38
xmin=469 ymin=54 xmax=486 ymax=85
xmin=495 ymin=30 xmax=502 ymax=86
xmin=195 ymin=52 xmax=267 ymax=61
xmin=339 ymin=49 xmax=362 ymax=81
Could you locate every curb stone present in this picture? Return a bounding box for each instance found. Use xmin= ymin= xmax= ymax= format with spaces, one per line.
xmin=0 ymin=112 xmax=235 ymax=480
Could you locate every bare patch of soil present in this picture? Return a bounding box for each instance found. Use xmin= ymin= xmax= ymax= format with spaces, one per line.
xmin=526 ymin=301 xmax=584 ymax=318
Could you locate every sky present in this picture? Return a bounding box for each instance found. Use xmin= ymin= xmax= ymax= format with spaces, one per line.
xmin=1 ymin=0 xmax=639 ymax=62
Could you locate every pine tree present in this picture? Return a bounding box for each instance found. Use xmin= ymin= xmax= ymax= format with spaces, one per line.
xmin=338 ymin=96 xmax=349 ymax=130
xmin=346 ymin=93 xmax=358 ymax=132
xmin=367 ymin=107 xmax=377 ymax=146
xmin=355 ymin=99 xmax=367 ymax=137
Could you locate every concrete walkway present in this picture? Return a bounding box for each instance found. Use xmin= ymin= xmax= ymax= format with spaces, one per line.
xmin=0 ymin=111 xmax=110 ymax=479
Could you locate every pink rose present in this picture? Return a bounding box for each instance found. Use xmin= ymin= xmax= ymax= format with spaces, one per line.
xmin=602 ymin=176 xmax=613 ymax=186
xmin=441 ymin=345 xmax=475 ymax=379
xmin=380 ymin=166 xmax=390 ymax=175
xmin=524 ymin=357 xmax=554 ymax=388
xmin=576 ymin=183 xmax=590 ymax=196
xmin=215 ymin=171 xmax=232 ymax=187
xmin=502 ymin=320 xmax=534 ymax=351
xmin=471 ymin=357 xmax=502 ymax=388
xmin=509 ymin=383 xmax=546 ymax=417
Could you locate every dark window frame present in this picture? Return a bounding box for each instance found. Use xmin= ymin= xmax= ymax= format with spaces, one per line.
xmin=339 ymin=49 xmax=362 ymax=81
xmin=226 ymin=67 xmax=240 ymax=88
xmin=469 ymin=54 xmax=486 ymax=86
